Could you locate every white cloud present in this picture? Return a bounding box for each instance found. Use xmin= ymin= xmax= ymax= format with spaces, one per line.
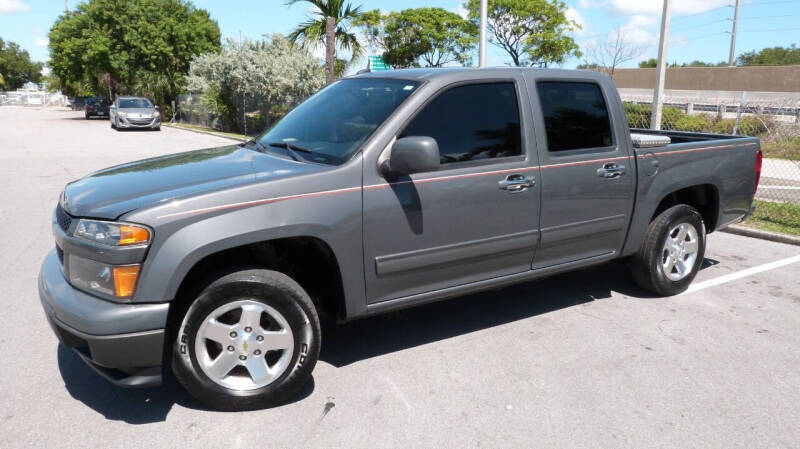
xmin=0 ymin=0 xmax=29 ymax=14
xmin=578 ymin=0 xmax=602 ymax=8
xmin=34 ymin=36 xmax=48 ymax=47
xmin=453 ymin=4 xmax=469 ymax=20
xmin=566 ymin=7 xmax=587 ymax=35
xmin=608 ymin=0 xmax=729 ymax=17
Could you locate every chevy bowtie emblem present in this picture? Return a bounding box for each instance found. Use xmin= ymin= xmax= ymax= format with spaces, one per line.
xmin=242 ymin=341 xmax=248 ymax=352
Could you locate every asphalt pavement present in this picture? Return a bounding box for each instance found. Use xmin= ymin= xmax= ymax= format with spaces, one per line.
xmin=1 ymin=107 xmax=799 ymax=448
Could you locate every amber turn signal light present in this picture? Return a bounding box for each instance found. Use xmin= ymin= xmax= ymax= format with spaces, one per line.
xmin=113 ymin=265 xmax=140 ymax=298
xmin=119 ymin=225 xmax=150 ymax=245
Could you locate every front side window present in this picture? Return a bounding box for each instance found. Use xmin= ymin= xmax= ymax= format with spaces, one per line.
xmin=536 ymin=82 xmax=613 ymax=152
xmin=400 ymin=82 xmax=522 ymax=165
xmin=258 ymin=78 xmax=420 ymax=165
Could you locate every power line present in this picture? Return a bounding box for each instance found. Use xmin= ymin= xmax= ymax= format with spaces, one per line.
xmin=672 ymin=19 xmax=728 ymax=32
xmin=737 ymin=27 xmax=800 ymax=32
xmin=742 ymin=13 xmax=800 ymax=19
xmin=672 ymin=5 xmax=730 ymax=21
xmin=743 ymin=0 xmax=800 ymax=5
xmin=670 ymin=31 xmax=727 ymax=44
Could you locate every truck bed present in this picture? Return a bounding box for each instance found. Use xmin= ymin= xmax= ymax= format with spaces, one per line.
xmin=630 ymin=128 xmax=753 ymax=145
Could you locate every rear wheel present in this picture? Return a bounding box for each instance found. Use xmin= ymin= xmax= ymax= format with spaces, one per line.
xmin=172 ymin=269 xmax=320 ymax=411
xmin=632 ymin=204 xmax=706 ymax=296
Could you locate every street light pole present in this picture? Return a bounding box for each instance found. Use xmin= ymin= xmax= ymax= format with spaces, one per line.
xmin=650 ymin=0 xmax=671 ymax=130
xmin=479 ymin=0 xmax=488 ymax=67
xmin=728 ymin=0 xmax=740 ymax=66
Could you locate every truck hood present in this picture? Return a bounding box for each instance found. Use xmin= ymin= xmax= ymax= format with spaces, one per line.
xmin=62 ymin=145 xmax=326 ymax=219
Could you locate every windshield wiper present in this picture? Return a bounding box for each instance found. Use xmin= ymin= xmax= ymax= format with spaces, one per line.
xmin=267 ymin=141 xmax=316 ymax=162
xmin=242 ymin=139 xmax=302 ymax=162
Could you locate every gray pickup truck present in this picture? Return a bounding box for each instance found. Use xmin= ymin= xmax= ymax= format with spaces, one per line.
xmin=39 ymin=68 xmax=762 ymax=410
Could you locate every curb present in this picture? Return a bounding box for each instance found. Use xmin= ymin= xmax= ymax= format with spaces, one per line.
xmin=720 ymin=224 xmax=800 ymax=246
xmin=163 ymin=123 xmax=248 ymax=142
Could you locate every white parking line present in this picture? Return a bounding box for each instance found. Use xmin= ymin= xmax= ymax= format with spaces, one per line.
xmin=681 ymin=254 xmax=800 ymax=295
xmin=758 ymin=186 xmax=800 ymax=190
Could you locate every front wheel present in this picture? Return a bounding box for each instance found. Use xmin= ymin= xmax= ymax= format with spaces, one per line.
xmin=632 ymin=204 xmax=706 ymax=296
xmin=172 ymin=269 xmax=320 ymax=411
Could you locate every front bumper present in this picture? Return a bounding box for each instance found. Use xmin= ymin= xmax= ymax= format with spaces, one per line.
xmin=38 ymin=250 xmax=169 ymax=387
xmin=116 ymin=116 xmax=161 ymax=128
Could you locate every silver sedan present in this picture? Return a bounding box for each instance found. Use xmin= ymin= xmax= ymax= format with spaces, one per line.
xmin=110 ymin=96 xmax=161 ymax=131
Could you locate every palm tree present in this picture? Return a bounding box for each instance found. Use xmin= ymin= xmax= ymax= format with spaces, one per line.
xmin=287 ymin=0 xmax=363 ymax=84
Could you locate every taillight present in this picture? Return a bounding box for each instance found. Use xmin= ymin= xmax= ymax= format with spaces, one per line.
xmin=754 ymin=148 xmax=763 ymax=193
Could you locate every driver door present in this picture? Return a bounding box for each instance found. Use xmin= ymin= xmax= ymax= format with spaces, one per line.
xmin=362 ymin=78 xmax=541 ymax=304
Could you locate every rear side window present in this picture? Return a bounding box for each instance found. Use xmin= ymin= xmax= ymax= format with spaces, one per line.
xmin=400 ymin=82 xmax=522 ymax=164
xmin=536 ymin=82 xmax=613 ymax=152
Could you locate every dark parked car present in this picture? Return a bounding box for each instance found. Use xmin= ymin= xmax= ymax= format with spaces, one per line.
xmin=40 ymin=68 xmax=762 ymax=411
xmin=84 ymin=97 xmax=109 ymax=119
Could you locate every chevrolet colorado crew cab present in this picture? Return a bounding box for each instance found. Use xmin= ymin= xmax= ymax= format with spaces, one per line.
xmin=39 ymin=68 xmax=762 ymax=410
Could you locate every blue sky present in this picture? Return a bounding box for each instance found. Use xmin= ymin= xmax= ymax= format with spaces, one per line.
xmin=1 ymin=0 xmax=799 ymax=70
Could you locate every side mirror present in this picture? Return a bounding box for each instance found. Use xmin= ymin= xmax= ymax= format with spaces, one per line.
xmin=382 ymin=136 xmax=440 ymax=177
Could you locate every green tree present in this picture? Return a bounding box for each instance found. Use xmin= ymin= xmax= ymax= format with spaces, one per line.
xmin=48 ymin=0 xmax=219 ymax=107
xmin=187 ymin=35 xmax=324 ymax=133
xmin=0 ymin=38 xmax=43 ymax=90
xmin=737 ymin=45 xmax=800 ymax=66
xmin=357 ymin=8 xmax=477 ymax=68
xmin=464 ymin=0 xmax=580 ymax=67
xmin=638 ymin=58 xmax=657 ymax=68
xmin=287 ymin=0 xmax=363 ymax=84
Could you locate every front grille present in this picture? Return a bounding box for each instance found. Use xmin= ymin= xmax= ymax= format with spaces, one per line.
xmin=128 ymin=118 xmax=153 ymax=125
xmin=56 ymin=204 xmax=73 ymax=232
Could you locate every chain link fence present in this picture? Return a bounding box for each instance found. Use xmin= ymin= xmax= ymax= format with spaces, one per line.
xmin=621 ymin=93 xmax=800 ymax=206
xmin=173 ymin=93 xmax=288 ymax=138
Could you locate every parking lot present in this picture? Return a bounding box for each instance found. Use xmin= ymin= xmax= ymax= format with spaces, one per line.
xmin=1 ymin=106 xmax=799 ymax=448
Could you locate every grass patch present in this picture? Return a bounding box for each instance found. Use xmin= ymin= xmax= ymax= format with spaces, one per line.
xmin=761 ymin=136 xmax=800 ymax=161
xmin=165 ymin=122 xmax=248 ymax=141
xmin=741 ymin=199 xmax=800 ymax=236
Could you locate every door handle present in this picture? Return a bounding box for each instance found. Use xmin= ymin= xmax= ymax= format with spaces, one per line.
xmin=597 ymin=163 xmax=625 ymax=179
xmin=498 ymin=174 xmax=535 ymax=193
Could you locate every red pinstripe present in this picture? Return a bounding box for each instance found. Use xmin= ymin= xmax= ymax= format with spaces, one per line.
xmin=156 ymin=141 xmax=758 ymax=220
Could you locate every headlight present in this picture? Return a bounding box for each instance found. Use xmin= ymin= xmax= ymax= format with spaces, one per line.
xmin=74 ymin=219 xmax=151 ymax=246
xmin=117 ymin=111 xmax=128 ymax=117
xmin=68 ymin=255 xmax=140 ymax=299
xmin=153 ymin=110 xmax=160 ymax=118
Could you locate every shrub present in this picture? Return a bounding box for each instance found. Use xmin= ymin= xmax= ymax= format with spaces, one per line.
xmin=712 ymin=116 xmax=773 ymax=136
xmin=672 ymin=114 xmax=714 ymax=133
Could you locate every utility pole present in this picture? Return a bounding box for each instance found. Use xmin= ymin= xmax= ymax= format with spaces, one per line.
xmin=64 ymin=0 xmax=67 ymax=13
xmin=728 ymin=0 xmax=740 ymax=66
xmin=650 ymin=0 xmax=671 ymax=130
xmin=479 ymin=0 xmax=488 ymax=67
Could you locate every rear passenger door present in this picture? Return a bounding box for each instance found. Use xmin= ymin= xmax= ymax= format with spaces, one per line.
xmin=526 ymin=76 xmax=635 ymax=269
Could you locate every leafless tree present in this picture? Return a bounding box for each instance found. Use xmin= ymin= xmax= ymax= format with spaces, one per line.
xmin=582 ymin=28 xmax=646 ymax=78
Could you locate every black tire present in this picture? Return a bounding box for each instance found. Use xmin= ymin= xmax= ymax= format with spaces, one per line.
xmin=632 ymin=204 xmax=706 ymax=296
xmin=172 ymin=268 xmax=320 ymax=411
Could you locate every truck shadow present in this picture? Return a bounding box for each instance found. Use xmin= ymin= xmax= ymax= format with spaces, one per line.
xmin=56 ymin=257 xmax=718 ymax=422
xmin=319 ymin=257 xmax=718 ymax=367
xmin=56 ymin=345 xmax=315 ymax=424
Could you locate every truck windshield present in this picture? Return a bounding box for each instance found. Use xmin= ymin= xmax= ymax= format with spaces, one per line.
xmin=257 ymin=78 xmax=420 ymax=165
